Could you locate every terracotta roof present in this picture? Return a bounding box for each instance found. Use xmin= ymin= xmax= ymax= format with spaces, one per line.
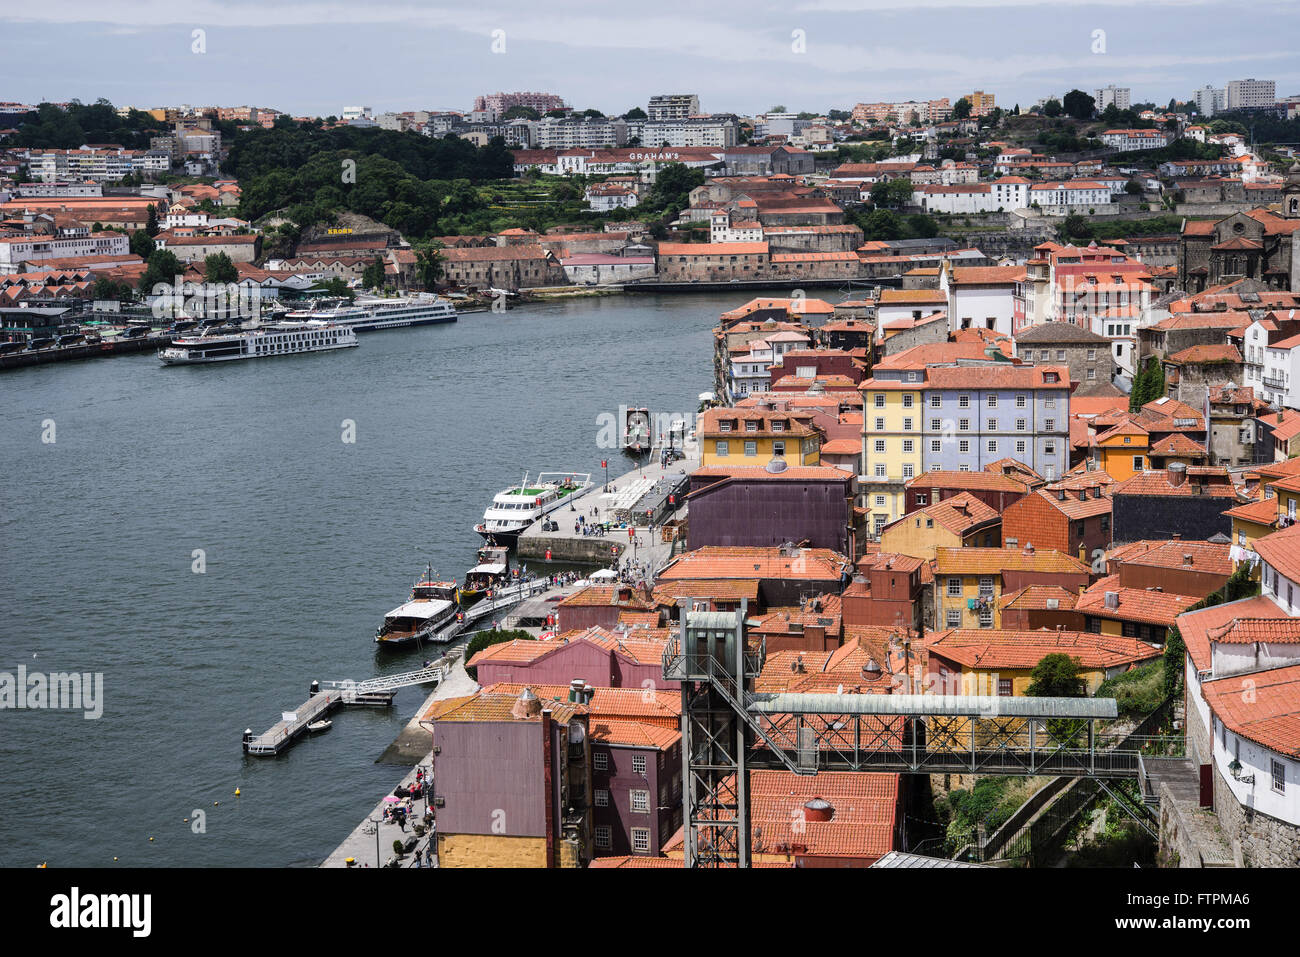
xmin=588 ymin=856 xmax=684 ymax=868
xmin=1253 ymin=524 xmax=1300 ymax=582
xmin=590 ymin=719 xmax=681 ymax=751
xmin=479 ymin=682 xmax=680 ymax=724
xmin=906 ymin=470 xmax=1028 ymax=493
xmin=934 ymin=547 xmax=1089 ymax=575
xmin=1223 ymin=496 xmax=1280 ymax=528
xmin=1175 ymin=594 xmax=1288 ymax=672
xmin=651 ymin=579 xmax=762 ymax=604
xmin=1148 ymin=433 xmax=1209 ymax=458
xmin=900 ymin=492 xmax=1000 ymax=536
xmin=1075 ymin=577 xmax=1200 ymax=626
xmin=1116 ymin=539 xmax=1233 ymax=576
xmin=999 ymin=585 xmax=1079 ymax=611
xmin=1111 ymin=471 xmax=1243 ymax=500
xmin=1207 ymin=617 xmax=1300 ymax=646
xmin=1029 ymin=485 xmax=1113 ymax=520
xmin=948 ymin=266 xmax=1026 ymax=285
xmin=1167 ymin=344 xmax=1243 ymax=365
xmin=1202 ymin=664 xmax=1300 ymax=758
xmin=657 ymin=546 xmax=850 ymax=582
xmin=924 ymin=628 xmax=1162 ymax=670
xmin=558 ymin=585 xmax=655 ymax=609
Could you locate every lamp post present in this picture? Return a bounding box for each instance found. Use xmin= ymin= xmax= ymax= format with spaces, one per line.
xmin=370 ymin=815 xmax=382 ymax=868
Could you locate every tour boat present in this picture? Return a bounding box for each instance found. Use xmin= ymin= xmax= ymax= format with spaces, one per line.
xmin=474 ymin=472 xmax=593 ymax=543
xmin=283 ymin=293 xmax=457 ymax=332
xmin=374 ymin=570 xmax=460 ymax=648
xmin=159 ymin=320 xmax=357 ymax=364
xmin=459 ymin=546 xmax=511 ymax=605
xmin=622 ymin=407 xmax=652 ymax=455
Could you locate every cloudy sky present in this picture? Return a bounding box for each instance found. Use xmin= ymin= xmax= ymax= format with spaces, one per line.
xmin=2 ymin=0 xmax=1297 ymax=117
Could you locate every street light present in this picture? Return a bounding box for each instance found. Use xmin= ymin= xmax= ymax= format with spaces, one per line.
xmin=369 ymin=816 xmax=382 ymax=868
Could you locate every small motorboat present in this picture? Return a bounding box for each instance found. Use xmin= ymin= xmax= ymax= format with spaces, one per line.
xmin=307 ymin=719 xmax=333 ymax=734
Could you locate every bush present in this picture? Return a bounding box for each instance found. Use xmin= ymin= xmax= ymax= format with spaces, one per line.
xmin=1095 ymin=661 xmax=1165 ymax=717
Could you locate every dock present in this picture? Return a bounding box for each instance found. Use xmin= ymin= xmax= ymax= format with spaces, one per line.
xmin=0 ymin=333 xmax=172 ymax=371
xmin=515 ymin=450 xmax=696 ymax=565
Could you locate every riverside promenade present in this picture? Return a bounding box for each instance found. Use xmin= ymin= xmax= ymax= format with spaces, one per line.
xmin=515 ymin=448 xmax=696 ymax=565
xmin=320 ymin=655 xmax=479 ymax=869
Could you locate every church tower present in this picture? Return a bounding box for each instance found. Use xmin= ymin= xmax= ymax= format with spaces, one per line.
xmin=1284 ymin=162 xmax=1300 ymax=218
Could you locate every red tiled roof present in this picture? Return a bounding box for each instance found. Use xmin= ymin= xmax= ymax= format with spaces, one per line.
xmin=657 ymin=546 xmax=850 ymax=582
xmin=934 ymin=547 xmax=1089 ymax=575
xmin=924 ymin=628 xmax=1162 ymax=670
xmin=1202 ymin=664 xmax=1300 ymax=757
xmin=1175 ymin=594 xmax=1288 ymax=672
xmin=999 ymin=585 xmax=1079 ymax=611
xmin=1075 ymin=576 xmax=1200 ymax=626
xmin=1253 ymin=524 xmax=1300 ymax=583
xmin=590 ymin=719 xmax=681 ymax=750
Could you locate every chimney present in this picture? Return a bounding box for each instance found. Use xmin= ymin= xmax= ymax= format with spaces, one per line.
xmin=568 ymin=679 xmax=586 ymax=703
xmin=1183 ymin=553 xmax=1194 ymax=566
xmin=1172 ymin=532 xmax=1182 ymax=540
xmin=1167 ymin=462 xmax=1187 ymax=487
xmin=511 ymin=687 xmax=542 ymax=719
xmin=803 ymin=798 xmax=835 ymax=823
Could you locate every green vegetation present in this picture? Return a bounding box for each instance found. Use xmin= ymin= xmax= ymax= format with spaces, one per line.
xmin=936 ymin=777 xmax=1045 ymax=854
xmin=1062 ymin=90 xmax=1096 ymax=121
xmin=1094 ymin=661 xmax=1166 ymax=718
xmin=463 ymin=627 xmax=533 ymax=681
xmin=203 ymin=252 xmax=238 ymax=284
xmin=11 ymin=99 xmax=167 ymax=150
xmin=138 ymin=248 xmax=184 ymax=293
xmin=1026 ymin=653 xmax=1086 ymax=697
xmin=1060 ymin=213 xmax=1185 ymax=244
xmin=1129 ymin=355 xmax=1167 ymax=411
xmin=869 ymin=177 xmax=914 ymax=209
xmin=849 ymin=207 xmax=939 ymax=242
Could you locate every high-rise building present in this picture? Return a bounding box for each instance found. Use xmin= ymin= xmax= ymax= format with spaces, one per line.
xmin=1094 ymin=85 xmax=1131 ymax=111
xmin=472 ymin=92 xmax=567 ymax=118
xmin=1193 ymin=85 xmax=1224 ymax=117
xmin=1225 ymin=78 xmax=1276 ymax=110
xmin=647 ymin=94 xmax=700 ymax=122
xmin=967 ymin=91 xmax=996 ymax=117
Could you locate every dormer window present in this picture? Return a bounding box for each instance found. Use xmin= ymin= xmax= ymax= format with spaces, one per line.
xmin=718 ymin=420 xmax=732 ymax=432
xmin=745 ymin=420 xmax=758 ymax=432
xmin=771 ymin=420 xmax=785 ymax=432
xmin=1043 ymin=372 xmax=1060 ymax=383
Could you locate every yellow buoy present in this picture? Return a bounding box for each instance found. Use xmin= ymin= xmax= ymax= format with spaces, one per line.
xmin=149 ymin=837 xmax=154 ymax=842
xmin=113 ymin=857 xmax=118 ymax=862
xmin=213 ymin=801 xmax=219 ymax=806
xmin=235 ymin=788 xmax=241 ymax=797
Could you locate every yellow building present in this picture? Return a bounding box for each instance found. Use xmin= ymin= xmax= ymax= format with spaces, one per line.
xmin=933 ymin=547 xmax=1090 ymax=631
xmin=925 ymin=628 xmax=1163 ymax=697
xmin=878 ymin=491 xmax=1000 ymax=561
xmin=696 ymin=407 xmax=821 ymax=467
xmin=1093 ymin=421 xmax=1150 ymax=481
xmin=859 ymin=375 xmax=925 ymax=535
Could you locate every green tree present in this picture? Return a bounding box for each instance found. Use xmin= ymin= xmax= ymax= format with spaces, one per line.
xmin=952 ymin=97 xmax=972 ymax=120
xmin=623 ymin=106 xmax=647 ymax=120
xmin=128 ymin=229 xmax=155 ymax=259
xmin=501 ymin=105 xmax=539 ymax=121
xmin=1027 ymin=653 xmax=1086 ymax=698
xmin=870 ymin=177 xmax=914 ymax=209
xmin=413 ymin=242 xmax=444 ymax=290
xmin=1063 ymin=89 xmax=1096 ymax=120
xmin=1043 ymin=99 xmax=1063 ymax=118
xmin=138 ymin=248 xmax=184 ymax=293
xmin=769 ymin=104 xmax=787 ymax=113
xmin=145 ymin=204 xmax=159 ymax=237
xmin=203 ymin=252 xmax=238 ymax=284
xmin=311 ymin=276 xmax=354 ymax=300
xmin=361 ymin=256 xmax=386 ymax=290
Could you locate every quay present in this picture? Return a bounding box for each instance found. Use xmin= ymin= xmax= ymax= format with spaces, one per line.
xmin=514 ymin=449 xmax=697 ymax=565
xmin=0 ymin=333 xmax=172 ymax=371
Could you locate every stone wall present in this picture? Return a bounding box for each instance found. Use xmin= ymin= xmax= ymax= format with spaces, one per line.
xmin=1212 ymin=770 xmax=1300 ymax=867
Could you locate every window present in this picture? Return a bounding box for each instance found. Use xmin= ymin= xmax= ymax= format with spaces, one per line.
xmin=874 ymin=464 xmax=886 ymax=478
xmin=947 ymin=577 xmax=962 ymax=596
xmin=959 ymin=395 xmax=970 ymax=408
xmin=902 ymin=463 xmax=914 ymax=479
xmin=979 ymin=605 xmax=993 ymax=628
xmin=595 ymin=789 xmax=610 ymax=807
xmin=632 ymin=754 xmax=647 ymax=775
xmin=874 ymin=394 xmax=886 ymax=408
xmin=593 ymin=752 xmax=608 ymax=771
xmin=987 ymin=419 xmax=997 ymax=431
xmin=1016 ymin=418 xmax=1026 ymax=432
xmin=959 ymin=440 xmax=969 ymax=454
xmin=715 ymin=440 xmax=729 ymax=457
xmin=1016 ymin=440 xmax=1026 ymax=454
xmin=903 ymin=439 xmax=914 ymax=453
xmin=987 ymin=440 xmax=997 ymax=453
xmin=998 ymin=678 xmax=1013 ymax=696
xmin=1044 ymin=442 xmax=1056 ymax=456
xmin=915 ymin=493 xmax=928 ymax=506
xmin=903 ymin=418 xmax=914 ymax=432
xmin=745 ymin=420 xmax=758 ymax=432
xmin=979 ymin=576 xmax=994 ymax=597
xmin=902 ymin=394 xmax=914 ymax=408
xmin=1133 ymin=455 xmax=1143 ymax=471
xmin=987 ymin=395 xmax=998 ymax=408
xmin=1056 ymin=350 xmax=1065 ymax=361
xmin=595 ymin=826 xmax=612 ymax=849
xmin=874 ymin=494 xmax=886 ymax=507
xmin=631 ymin=789 xmax=650 ymax=813
xmin=930 ymin=395 xmax=942 ymax=408
xmin=773 ymin=441 xmax=785 ymax=456
xmin=718 ymin=420 xmax=732 ymax=432
xmin=1044 ymin=419 xmax=1055 ymax=432
xmin=874 ymin=439 xmax=886 ymax=453
xmin=1087 ymin=349 xmax=1096 ymax=361
xmin=959 ymin=419 xmax=970 ymax=432
xmin=1016 ymin=395 xmax=1026 ymax=408
xmin=930 ymin=418 xmax=941 ymax=431
xmin=1273 ymin=759 xmax=1286 ymax=794
xmin=742 ymin=441 xmax=756 ymax=457
xmin=931 ymin=440 xmax=941 ymax=453
xmin=631 ymin=828 xmax=651 ymax=853
xmin=946 ymin=608 xmax=961 ymax=627
xmin=1086 ymin=368 xmax=1096 ymax=380
xmin=875 ymin=417 xmax=885 ymax=431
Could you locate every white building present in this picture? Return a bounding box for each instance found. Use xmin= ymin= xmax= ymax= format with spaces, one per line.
xmin=1225 ymin=78 xmax=1276 ymax=110
xmin=1242 ymin=317 xmax=1300 ymax=407
xmin=911 ymin=183 xmax=999 ymax=213
xmin=1094 ymin=85 xmax=1132 ymax=111
xmin=1193 ymin=85 xmax=1225 ymax=117
xmin=584 ymin=183 xmax=639 ymax=212
xmin=940 ymin=264 xmax=1023 ymax=337
xmin=1099 ymin=128 xmax=1170 ymax=152
xmin=647 ymin=94 xmax=700 ymax=122
xmin=1029 ymin=180 xmax=1113 ymax=208
xmin=0 ymin=231 xmax=131 ymax=273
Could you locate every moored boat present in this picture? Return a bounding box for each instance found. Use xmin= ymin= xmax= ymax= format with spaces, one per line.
xmin=459 ymin=546 xmax=511 ymax=605
xmin=374 ymin=568 xmax=460 ymax=648
xmin=474 ymin=472 xmax=592 ymax=542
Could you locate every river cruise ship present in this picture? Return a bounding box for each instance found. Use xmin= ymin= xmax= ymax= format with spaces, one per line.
xmin=158 ymin=321 xmax=357 ymax=364
xmin=284 ymin=293 xmax=457 ymax=332
xmin=474 ymin=472 xmax=593 ymax=543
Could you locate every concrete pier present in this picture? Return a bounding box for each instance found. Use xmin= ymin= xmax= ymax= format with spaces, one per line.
xmin=515 ymin=450 xmax=696 ymax=565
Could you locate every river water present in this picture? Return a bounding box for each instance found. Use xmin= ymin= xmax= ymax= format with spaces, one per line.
xmin=0 ymin=292 xmax=733 ymax=867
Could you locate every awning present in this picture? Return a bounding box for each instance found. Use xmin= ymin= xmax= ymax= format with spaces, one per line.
xmin=467 ymin=563 xmax=508 ymax=575
xmin=384 ymin=599 xmax=453 ymax=620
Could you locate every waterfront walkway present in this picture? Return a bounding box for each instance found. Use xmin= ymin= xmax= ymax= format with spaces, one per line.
xmin=321 ymin=656 xmax=480 ymax=869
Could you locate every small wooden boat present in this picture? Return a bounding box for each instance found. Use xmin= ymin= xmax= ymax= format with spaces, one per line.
xmin=307 ymin=719 xmax=333 ymax=734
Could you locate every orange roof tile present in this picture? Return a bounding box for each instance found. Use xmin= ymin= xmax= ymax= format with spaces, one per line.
xmin=1075 ymin=577 xmax=1200 ymax=626
xmin=934 ymin=547 xmax=1089 ymax=575
xmin=924 ymin=628 xmax=1162 ymax=670
xmin=1202 ymin=664 xmax=1300 ymax=757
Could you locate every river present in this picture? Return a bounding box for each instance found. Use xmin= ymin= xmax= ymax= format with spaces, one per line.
xmin=0 ymin=291 xmax=735 ymax=867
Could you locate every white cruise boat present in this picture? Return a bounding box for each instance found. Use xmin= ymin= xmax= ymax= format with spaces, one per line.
xmin=158 ymin=321 xmax=357 ymax=365
xmin=284 ymin=293 xmax=457 ymax=332
xmin=475 ymin=472 xmax=593 ymax=543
